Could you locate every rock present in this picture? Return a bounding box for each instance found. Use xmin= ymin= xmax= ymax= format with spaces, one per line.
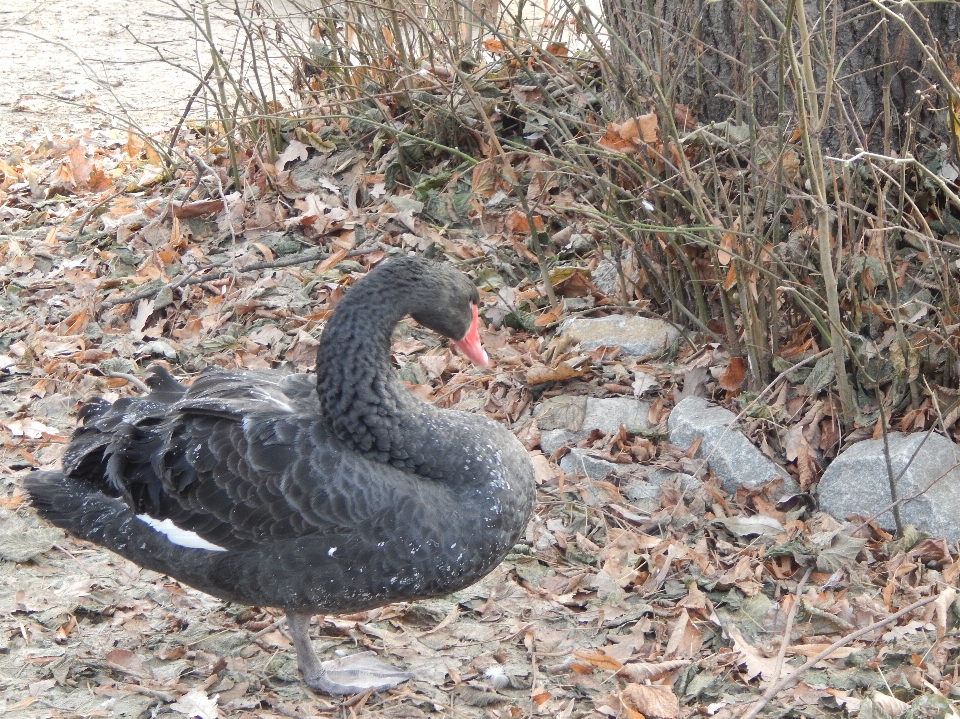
xmin=620 ymin=479 xmax=662 ymax=514
xmin=534 ymin=396 xmax=587 ymax=433
xmin=668 ymin=396 xmax=797 ymax=497
xmin=559 ymin=449 xmax=626 ymax=479
xmin=592 ymin=258 xmax=622 ymax=296
xmin=536 ymin=396 xmax=653 ymax=454
xmin=646 ymin=468 xmax=699 ymax=492
xmin=560 ymin=315 xmax=680 ymax=357
xmin=818 ymin=432 xmax=960 ymax=541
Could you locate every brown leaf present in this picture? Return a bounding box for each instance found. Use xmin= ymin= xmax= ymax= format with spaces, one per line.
xmin=718 ymin=231 xmax=736 ymax=266
xmin=419 ymin=352 xmax=449 ymax=380
xmin=534 ymin=306 xmax=561 ymax=327
xmin=620 ymin=683 xmax=679 ymax=719
xmin=472 ymin=160 xmax=498 ymax=200
xmin=719 ymin=356 xmax=746 ymax=392
xmin=104 ymin=648 xmax=149 ymax=678
xmin=677 ymin=583 xmax=707 ymax=611
xmin=530 ymin=452 xmax=560 ymax=484
xmin=664 ymin=609 xmax=702 ymax=658
xmin=514 ymin=419 xmax=541 ymax=451
xmin=597 ymin=128 xmax=636 ymax=153
xmin=505 ymin=209 xmax=544 ymax=234
xmin=726 ymin=623 xmax=783 ymax=680
xmin=617 ymin=659 xmax=691 ymax=684
xmin=673 ymin=104 xmax=697 ymax=130
xmin=552 ymin=269 xmax=596 ymax=298
xmin=636 ymin=112 xmax=659 ymax=143
xmin=482 ymin=38 xmax=507 ymax=54
xmin=55 ymin=615 xmax=77 ymax=643
xmin=284 ymin=330 xmax=320 ymax=369
xmin=573 ymin=648 xmax=623 ymax=671
xmin=317 ymin=247 xmax=348 ymax=272
xmin=525 ymin=362 xmax=585 ymax=385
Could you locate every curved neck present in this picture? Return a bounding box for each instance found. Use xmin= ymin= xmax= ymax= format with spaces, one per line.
xmin=316 ymin=276 xmax=431 ymax=472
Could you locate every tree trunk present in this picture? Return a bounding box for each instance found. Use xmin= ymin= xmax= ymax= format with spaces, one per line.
xmin=602 ymin=0 xmax=960 ymax=152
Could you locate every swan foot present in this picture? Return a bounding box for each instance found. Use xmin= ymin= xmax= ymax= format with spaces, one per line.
xmin=304 ymin=651 xmax=415 ymax=694
xmin=285 ymin=611 xmax=414 ymax=695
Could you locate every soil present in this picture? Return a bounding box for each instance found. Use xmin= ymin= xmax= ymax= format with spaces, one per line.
xmin=0 ymin=1 xmax=233 ymax=146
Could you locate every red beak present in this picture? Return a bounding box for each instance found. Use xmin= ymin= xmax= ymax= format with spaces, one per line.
xmin=452 ymin=304 xmax=489 ymax=367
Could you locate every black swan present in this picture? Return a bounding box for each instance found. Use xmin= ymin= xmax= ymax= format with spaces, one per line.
xmin=24 ymin=255 xmax=536 ymax=695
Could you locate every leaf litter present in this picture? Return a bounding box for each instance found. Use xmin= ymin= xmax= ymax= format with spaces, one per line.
xmin=1 ymin=74 xmax=960 ymax=719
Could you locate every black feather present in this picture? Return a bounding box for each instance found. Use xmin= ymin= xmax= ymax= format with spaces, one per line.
xmin=24 ymin=256 xmax=535 ymax=614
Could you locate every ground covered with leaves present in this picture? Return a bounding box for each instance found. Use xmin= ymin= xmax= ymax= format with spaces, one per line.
xmin=2 ymin=82 xmax=960 ymax=719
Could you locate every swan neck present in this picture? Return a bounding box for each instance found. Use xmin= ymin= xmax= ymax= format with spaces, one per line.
xmin=315 ymin=282 xmax=426 ymax=466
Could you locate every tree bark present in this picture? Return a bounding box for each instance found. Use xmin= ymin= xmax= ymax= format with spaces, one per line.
xmin=602 ymin=0 xmax=960 ymax=152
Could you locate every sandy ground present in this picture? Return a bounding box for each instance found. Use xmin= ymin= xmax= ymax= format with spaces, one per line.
xmin=0 ymin=0 xmax=602 ymax=147
xmin=0 ymin=1 xmax=236 ymax=145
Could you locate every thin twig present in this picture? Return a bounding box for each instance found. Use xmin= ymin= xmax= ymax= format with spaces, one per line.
xmin=99 ymin=265 xmax=202 ymax=309
xmin=167 ymin=64 xmax=217 ymax=156
xmin=767 ymin=567 xmax=812 ymax=688
xmin=98 ymin=247 xmax=378 ymax=309
xmin=75 ymin=190 xmax=125 ymax=239
xmin=105 ymin=372 xmax=150 ymax=393
xmin=158 ymin=150 xmax=211 ymax=224
xmin=740 ymin=594 xmax=939 ymax=719
xmin=53 ymin=544 xmax=92 ymax=576
xmin=249 ymin=615 xmax=286 ymax=641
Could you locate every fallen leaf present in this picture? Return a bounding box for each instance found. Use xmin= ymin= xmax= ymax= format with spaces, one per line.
xmin=525 ymin=362 xmax=585 ymax=385
xmin=104 ymin=648 xmax=149 ymax=678
xmin=170 ymin=688 xmax=220 ymax=719
xmin=620 ymin=683 xmax=679 ymax=719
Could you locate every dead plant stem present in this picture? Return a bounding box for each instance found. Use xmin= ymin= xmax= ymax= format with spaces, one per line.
xmin=763 ymin=567 xmax=812 ymax=707
xmin=741 ymin=594 xmax=939 ymax=719
xmin=786 ymin=0 xmax=855 ymax=425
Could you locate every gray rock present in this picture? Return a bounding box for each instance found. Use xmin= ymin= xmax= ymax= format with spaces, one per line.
xmin=622 ymin=479 xmax=662 ymax=502
xmin=559 ymin=449 xmax=626 ymax=479
xmin=668 ymin=396 xmax=797 ymax=496
xmin=560 ymin=315 xmax=680 ymax=357
xmin=592 ymin=258 xmax=622 ymax=296
xmin=536 ymin=396 xmax=653 ymax=454
xmin=818 ymin=432 xmax=960 ymax=541
xmin=534 ymin=395 xmax=587 ymax=432
xmin=647 ymin=468 xmax=700 ymax=492
xmin=620 ymin=479 xmax=662 ymax=514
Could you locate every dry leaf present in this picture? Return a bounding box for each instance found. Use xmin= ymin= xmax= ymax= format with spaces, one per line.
xmin=620 ymin=683 xmax=679 ymax=719
xmin=617 ymin=659 xmax=691 ymax=684
xmin=170 ymin=689 xmax=220 ymax=719
xmin=719 ymin=356 xmax=746 ymax=391
xmin=104 ymin=648 xmax=149 ymax=678
xmin=724 ymin=623 xmax=784 ymax=681
xmin=663 ymin=609 xmax=703 ymax=658
xmin=573 ymin=648 xmax=623 ymax=671
xmin=525 ymin=362 xmax=585 ymax=385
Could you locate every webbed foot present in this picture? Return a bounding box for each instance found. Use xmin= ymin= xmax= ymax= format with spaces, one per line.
xmin=302 ymin=651 xmax=415 ymax=695
xmin=285 ymin=611 xmax=414 ymax=695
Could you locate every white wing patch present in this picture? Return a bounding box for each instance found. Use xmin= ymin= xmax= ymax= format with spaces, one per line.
xmin=136 ymin=515 xmax=228 ymax=552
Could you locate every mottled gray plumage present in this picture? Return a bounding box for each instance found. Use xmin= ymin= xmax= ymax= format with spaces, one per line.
xmin=25 ymin=256 xmax=536 ymax=693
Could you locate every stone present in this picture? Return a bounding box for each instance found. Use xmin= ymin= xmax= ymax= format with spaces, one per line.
xmin=536 ymin=396 xmax=653 ymax=454
xmin=668 ymin=396 xmax=797 ymax=496
xmin=818 ymin=432 xmax=960 ymax=541
xmin=646 ymin=468 xmax=699 ymax=492
xmin=559 ymin=449 xmax=626 ymax=479
xmin=560 ymin=315 xmax=680 ymax=357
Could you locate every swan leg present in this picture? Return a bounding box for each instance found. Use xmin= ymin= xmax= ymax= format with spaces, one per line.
xmin=285 ymin=611 xmax=414 ymax=695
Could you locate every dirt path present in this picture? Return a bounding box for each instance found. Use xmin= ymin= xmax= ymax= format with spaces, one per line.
xmin=0 ymin=0 xmax=601 ymax=148
xmin=0 ymin=1 xmax=233 ymax=145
